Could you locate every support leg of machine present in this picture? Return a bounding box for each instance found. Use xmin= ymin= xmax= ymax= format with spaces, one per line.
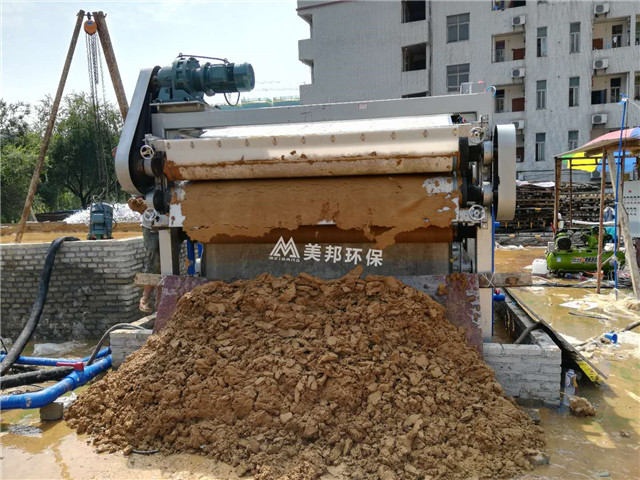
xmin=159 ymin=228 xmax=181 ymax=275
xmin=476 ymin=223 xmax=494 ymax=340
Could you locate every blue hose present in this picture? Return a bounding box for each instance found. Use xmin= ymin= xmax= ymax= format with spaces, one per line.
xmin=0 ymin=347 xmax=110 ymax=367
xmin=0 ymin=355 xmax=112 ymax=410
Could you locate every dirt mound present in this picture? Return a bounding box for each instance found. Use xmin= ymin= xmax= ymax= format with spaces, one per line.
xmin=66 ymin=268 xmax=544 ymax=479
xmin=569 ymin=396 xmax=596 ymax=417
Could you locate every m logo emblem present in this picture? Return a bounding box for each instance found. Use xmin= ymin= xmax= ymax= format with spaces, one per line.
xmin=269 ymin=237 xmax=301 ymax=262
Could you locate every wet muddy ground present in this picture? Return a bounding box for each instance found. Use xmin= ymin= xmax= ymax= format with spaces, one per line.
xmin=2 ymin=248 xmax=639 ymax=479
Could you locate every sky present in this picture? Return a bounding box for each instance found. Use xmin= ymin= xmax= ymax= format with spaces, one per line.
xmin=0 ymin=0 xmax=311 ymax=107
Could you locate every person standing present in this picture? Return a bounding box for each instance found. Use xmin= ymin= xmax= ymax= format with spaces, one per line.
xmin=128 ymin=197 xmax=160 ymax=312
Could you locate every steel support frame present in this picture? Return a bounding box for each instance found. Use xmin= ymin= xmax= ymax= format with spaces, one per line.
xmin=150 ymin=92 xmax=492 ymax=137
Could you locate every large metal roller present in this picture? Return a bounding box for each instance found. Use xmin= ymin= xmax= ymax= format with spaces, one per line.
xmin=158 ymin=115 xmax=459 ymax=181
xmin=172 ymin=174 xmax=459 ymax=248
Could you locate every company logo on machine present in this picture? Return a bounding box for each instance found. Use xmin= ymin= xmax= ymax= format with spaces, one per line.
xmin=269 ymin=237 xmax=301 ymax=262
xmin=571 ymin=257 xmax=597 ymax=264
xmin=269 ymin=237 xmax=384 ymax=267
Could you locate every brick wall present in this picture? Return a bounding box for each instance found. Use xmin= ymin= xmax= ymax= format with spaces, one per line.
xmin=0 ymin=237 xmax=145 ymax=340
xmin=483 ymin=343 xmax=561 ymax=406
xmin=488 ymin=293 xmax=563 ymax=406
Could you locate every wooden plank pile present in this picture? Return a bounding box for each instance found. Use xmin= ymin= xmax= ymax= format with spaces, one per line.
xmin=498 ymin=182 xmax=613 ymax=232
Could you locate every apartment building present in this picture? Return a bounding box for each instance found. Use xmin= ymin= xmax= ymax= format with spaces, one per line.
xmin=297 ymin=0 xmax=640 ymax=181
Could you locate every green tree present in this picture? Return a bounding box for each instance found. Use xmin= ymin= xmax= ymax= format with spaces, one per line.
xmin=0 ymin=100 xmax=46 ymax=222
xmin=46 ymin=93 xmax=123 ymax=208
xmin=0 ymin=100 xmax=32 ymax=145
xmin=0 ymin=143 xmax=43 ymax=223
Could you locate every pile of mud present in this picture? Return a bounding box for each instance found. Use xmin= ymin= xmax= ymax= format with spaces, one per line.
xmin=67 ymin=269 xmax=544 ymax=479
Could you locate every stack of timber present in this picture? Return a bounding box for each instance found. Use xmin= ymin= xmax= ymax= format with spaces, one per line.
xmin=498 ymin=182 xmax=613 ymax=232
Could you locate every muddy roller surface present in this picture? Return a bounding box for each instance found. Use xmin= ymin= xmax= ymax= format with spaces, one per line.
xmin=67 ymin=268 xmax=544 ymax=479
xmin=179 ymin=176 xmax=457 ymax=248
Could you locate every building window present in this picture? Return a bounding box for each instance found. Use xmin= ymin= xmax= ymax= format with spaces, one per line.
xmin=492 ymin=0 xmax=526 ymax=10
xmin=494 ymin=40 xmax=506 ymax=62
xmin=447 ymin=13 xmax=470 ymax=43
xmin=402 ymin=43 xmax=427 ymax=71
xmin=537 ymin=27 xmax=547 ymax=57
xmin=568 ymin=130 xmax=579 ymax=150
xmin=570 ymin=22 xmax=580 ymax=53
xmin=610 ymin=77 xmax=622 ymax=103
xmin=569 ymin=76 xmax=580 ymax=107
xmin=402 ymin=91 xmax=428 ymax=98
xmin=611 ymin=24 xmax=623 ymax=48
xmin=446 ymin=64 xmax=470 ymax=92
xmin=536 ymin=80 xmax=547 ymax=109
xmin=592 ymin=89 xmax=605 ymax=105
xmin=635 ymin=72 xmax=640 ymax=101
xmin=402 ymin=1 xmax=426 ymax=23
xmin=495 ymin=89 xmax=505 ymax=113
xmin=535 ymin=133 xmax=546 ymax=162
xmin=516 ymin=146 xmax=524 ymax=163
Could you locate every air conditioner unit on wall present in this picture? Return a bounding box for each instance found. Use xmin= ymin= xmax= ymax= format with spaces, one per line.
xmin=593 ymin=58 xmax=609 ymax=70
xmin=512 ymin=15 xmax=526 ymax=26
xmin=592 ymin=114 xmax=608 ymax=124
xmin=512 ymin=120 xmax=525 ymax=130
xmin=594 ymin=3 xmax=609 ymax=15
xmin=511 ymin=68 xmax=526 ymax=78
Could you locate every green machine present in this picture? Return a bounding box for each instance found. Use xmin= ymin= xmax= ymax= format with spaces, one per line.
xmin=87 ymin=202 xmax=113 ymax=240
xmin=546 ymin=226 xmax=624 ymax=275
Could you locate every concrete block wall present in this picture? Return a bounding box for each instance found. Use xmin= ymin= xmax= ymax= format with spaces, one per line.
xmin=490 ymin=292 xmax=563 ymax=405
xmin=483 ymin=343 xmax=562 ymax=406
xmin=110 ymin=329 xmax=153 ymax=368
xmin=0 ymin=237 xmax=145 ymax=340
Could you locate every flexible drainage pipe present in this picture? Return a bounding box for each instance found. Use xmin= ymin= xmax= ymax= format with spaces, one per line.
xmin=0 ymin=347 xmax=110 ymax=367
xmin=1 ymin=366 xmax=74 ymax=390
xmin=0 ymin=355 xmax=112 ymax=410
xmin=0 ymin=236 xmax=79 ymax=376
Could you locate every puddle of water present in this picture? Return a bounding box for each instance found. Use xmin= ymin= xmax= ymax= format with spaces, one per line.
xmin=509 ymin=279 xmax=640 ymax=479
xmin=15 ymin=341 xmax=99 ymax=359
xmin=510 ymin=287 xmax=636 ymax=342
xmin=6 ymin=424 xmax=42 ymax=437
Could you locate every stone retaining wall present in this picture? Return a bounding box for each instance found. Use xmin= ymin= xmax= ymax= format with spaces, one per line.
xmin=489 ymin=293 xmax=563 ymax=406
xmin=0 ymin=237 xmax=145 ymax=340
xmin=110 ymin=328 xmax=154 ymax=368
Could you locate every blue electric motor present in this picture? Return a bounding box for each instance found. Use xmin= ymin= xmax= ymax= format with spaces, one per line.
xmin=87 ymin=203 xmax=113 ymax=240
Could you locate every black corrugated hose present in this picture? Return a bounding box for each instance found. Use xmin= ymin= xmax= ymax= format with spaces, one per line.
xmin=0 ymin=236 xmax=79 ymax=376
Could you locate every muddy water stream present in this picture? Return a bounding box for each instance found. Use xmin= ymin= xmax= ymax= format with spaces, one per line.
xmin=2 ymin=249 xmax=639 ymax=479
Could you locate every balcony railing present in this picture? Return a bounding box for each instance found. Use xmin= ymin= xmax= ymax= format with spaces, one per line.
xmin=592 ymin=35 xmax=630 ymax=50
